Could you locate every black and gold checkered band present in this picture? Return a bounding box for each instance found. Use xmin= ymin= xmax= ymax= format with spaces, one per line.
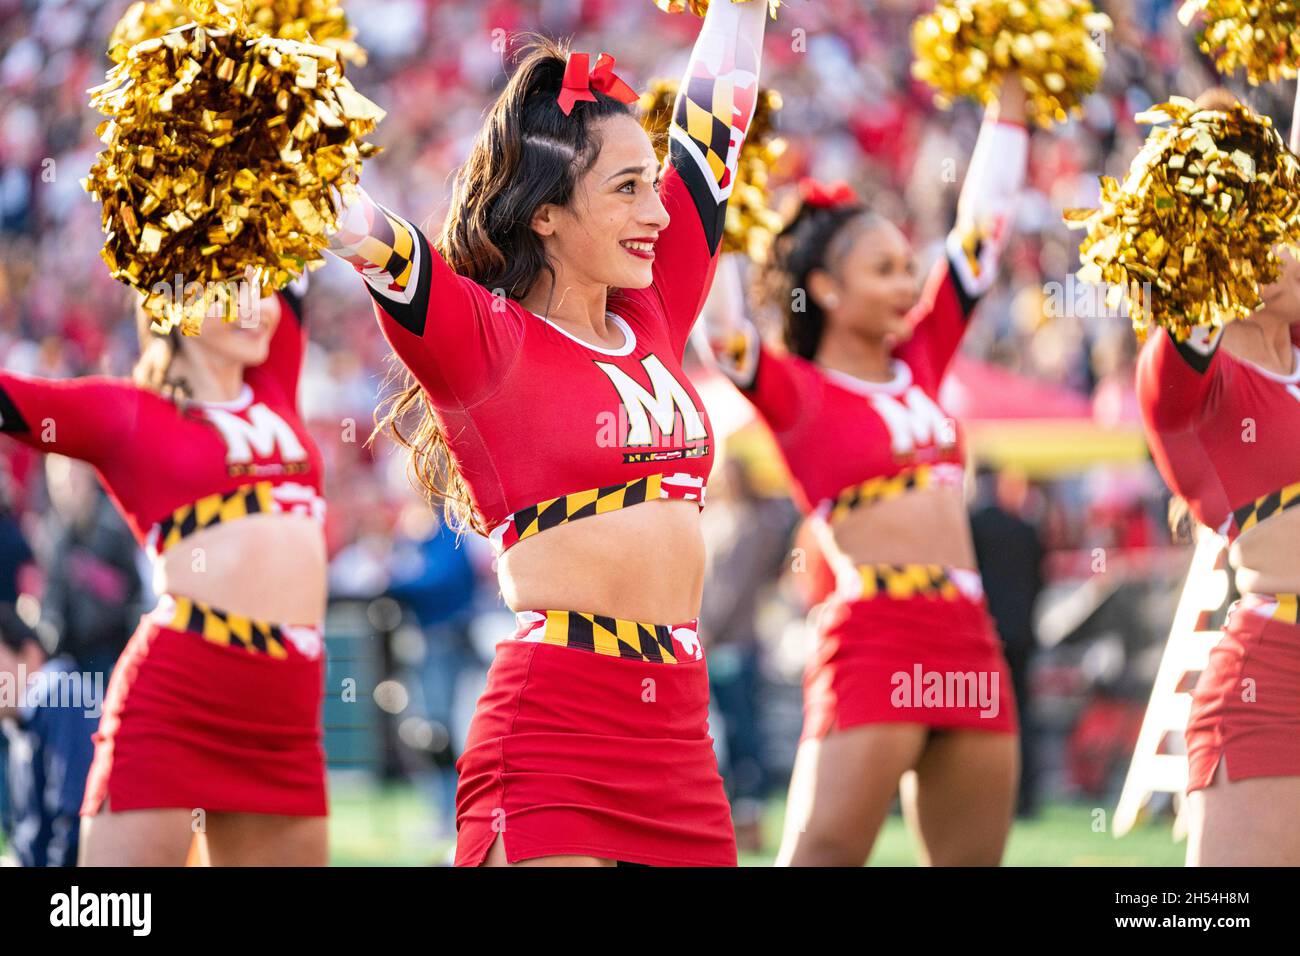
xmin=826 ymin=465 xmax=935 ymax=524
xmin=1231 ymin=480 xmax=1300 ymax=542
xmin=524 ymin=610 xmax=692 ymax=664
xmin=856 ymin=564 xmax=962 ymax=602
xmin=163 ymin=595 xmax=291 ymax=658
xmin=495 ymin=473 xmax=703 ymax=551
xmin=152 ymin=482 xmax=277 ymax=554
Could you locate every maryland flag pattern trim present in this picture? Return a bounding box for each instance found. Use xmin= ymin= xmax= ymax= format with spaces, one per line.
xmin=825 ymin=464 xmax=935 ymax=524
xmin=1230 ymin=480 xmax=1300 ymax=543
xmin=514 ymin=610 xmax=702 ymax=664
xmin=490 ymin=473 xmax=706 ymax=553
xmin=855 ymin=564 xmax=963 ymax=602
xmin=150 ymin=481 xmax=278 ymax=556
xmin=165 ymin=595 xmax=291 ymax=658
xmin=333 ymin=200 xmax=419 ymax=299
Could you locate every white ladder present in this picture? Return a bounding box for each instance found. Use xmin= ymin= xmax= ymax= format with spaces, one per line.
xmin=1113 ymin=527 xmax=1230 ymax=839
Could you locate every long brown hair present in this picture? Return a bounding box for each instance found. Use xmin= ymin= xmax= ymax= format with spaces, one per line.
xmin=374 ymin=36 xmax=637 ymax=535
xmin=132 ymin=304 xmax=192 ymax=403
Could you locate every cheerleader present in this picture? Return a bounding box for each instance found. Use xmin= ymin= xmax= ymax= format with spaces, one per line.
xmin=321 ymin=2 xmax=768 ymax=865
xmin=1138 ymin=87 xmax=1300 ymax=867
xmin=0 ymin=280 xmax=329 ymax=866
xmin=700 ymin=77 xmax=1029 ymax=866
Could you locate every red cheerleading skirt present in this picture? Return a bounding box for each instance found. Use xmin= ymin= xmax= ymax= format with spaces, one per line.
xmin=1186 ymin=595 xmax=1300 ymax=793
xmin=454 ymin=611 xmax=736 ymax=866
xmin=81 ymin=599 xmax=327 ymax=817
xmin=802 ymin=572 xmax=1019 ymax=741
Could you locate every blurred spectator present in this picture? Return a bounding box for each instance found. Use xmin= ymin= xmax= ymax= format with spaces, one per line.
xmin=699 ymin=456 xmax=798 ymax=851
xmin=385 ymin=501 xmax=477 ymax=836
xmin=38 ymin=455 xmax=141 ymax=670
xmin=0 ymin=464 xmax=37 ymax=847
xmin=2 ymin=455 xmax=140 ymax=867
xmin=970 ymin=465 xmax=1045 ymax=817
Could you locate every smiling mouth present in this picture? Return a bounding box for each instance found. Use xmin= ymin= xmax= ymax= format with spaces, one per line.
xmin=621 ymin=239 xmax=656 ymax=260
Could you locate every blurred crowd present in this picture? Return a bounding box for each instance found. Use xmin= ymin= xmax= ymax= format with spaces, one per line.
xmin=2 ymin=0 xmax=1285 ymax=859
xmin=4 ymin=0 xmax=1296 ymax=549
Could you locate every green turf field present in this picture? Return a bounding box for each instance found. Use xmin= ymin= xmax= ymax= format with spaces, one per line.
xmin=325 ymin=778 xmax=1187 ymax=867
xmin=0 ymin=778 xmax=1184 ymax=865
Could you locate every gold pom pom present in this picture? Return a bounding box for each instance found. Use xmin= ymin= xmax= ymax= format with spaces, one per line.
xmin=109 ymin=0 xmax=365 ymax=67
xmin=640 ymin=80 xmax=787 ymax=260
xmin=108 ymin=1 xmax=193 ymax=62
xmin=638 ymin=77 xmax=679 ymax=149
xmin=83 ymin=16 xmax=384 ymax=335
xmin=1178 ymin=1 xmax=1300 ymax=85
xmin=653 ymin=0 xmax=782 ymax=18
xmin=911 ymin=0 xmax=1113 ymax=128
xmin=1063 ymin=97 xmax=1300 ymax=341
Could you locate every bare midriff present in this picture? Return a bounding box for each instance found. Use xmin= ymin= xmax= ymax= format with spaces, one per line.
xmin=156 ymin=513 xmax=328 ymax=625
xmin=822 ymin=484 xmax=977 ymax=575
xmin=1232 ymin=506 xmax=1300 ymax=596
xmin=498 ymin=498 xmax=705 ymax=624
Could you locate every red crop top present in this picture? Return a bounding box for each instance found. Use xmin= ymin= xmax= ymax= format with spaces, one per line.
xmin=0 ymin=289 xmax=324 ymax=557
xmin=1138 ymin=323 xmax=1300 ymax=542
xmin=352 ymin=167 xmax=718 ymax=553
xmin=722 ymin=256 xmax=978 ymax=519
xmin=327 ymin=0 xmax=770 ymax=553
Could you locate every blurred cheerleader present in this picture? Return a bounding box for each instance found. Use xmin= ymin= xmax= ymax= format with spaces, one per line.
xmin=0 ymin=279 xmax=330 ymax=866
xmin=700 ymin=76 xmax=1029 ymax=865
xmin=322 ymin=2 xmax=768 ymax=865
xmin=1139 ymin=86 xmax=1300 ymax=867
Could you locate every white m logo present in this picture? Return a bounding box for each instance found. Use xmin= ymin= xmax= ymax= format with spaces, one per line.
xmin=594 ymin=355 xmax=708 ymax=447
xmin=205 ymin=404 xmax=308 ymax=464
xmin=871 ymin=387 xmax=955 ymax=456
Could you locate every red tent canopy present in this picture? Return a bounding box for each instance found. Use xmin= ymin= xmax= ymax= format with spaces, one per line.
xmin=939 ymin=355 xmax=1093 ymax=421
xmin=694 ymin=354 xmax=1095 ymax=438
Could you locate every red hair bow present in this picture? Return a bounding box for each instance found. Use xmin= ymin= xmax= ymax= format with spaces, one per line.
xmin=557 ymin=52 xmax=639 ymax=116
xmin=799 ymin=179 xmax=859 ymax=209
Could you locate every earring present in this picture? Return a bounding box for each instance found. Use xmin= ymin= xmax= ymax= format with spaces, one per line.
xmin=825 ymin=294 xmax=840 ymax=308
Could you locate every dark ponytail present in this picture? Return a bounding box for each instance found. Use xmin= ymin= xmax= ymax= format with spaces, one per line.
xmin=760 ymin=198 xmax=879 ymax=360
xmin=376 ymin=35 xmax=639 ymax=535
xmin=132 ymin=301 xmax=193 ymax=404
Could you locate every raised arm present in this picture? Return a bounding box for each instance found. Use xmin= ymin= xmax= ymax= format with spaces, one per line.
xmin=696 ymin=253 xmax=808 ymax=433
xmin=0 ymin=372 xmax=140 ymax=464
xmin=901 ymin=75 xmax=1029 ymax=382
xmin=653 ymin=0 xmax=768 ymax=353
xmin=325 ymin=185 xmax=522 ymax=408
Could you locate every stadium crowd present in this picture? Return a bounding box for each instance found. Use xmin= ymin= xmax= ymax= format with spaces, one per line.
xmin=2 ymin=0 xmax=1293 ymax=860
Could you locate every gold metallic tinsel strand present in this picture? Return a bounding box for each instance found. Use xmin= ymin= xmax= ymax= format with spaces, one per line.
xmin=1178 ymin=1 xmax=1300 ymax=85
xmin=84 ymin=14 xmax=384 ymax=334
xmin=109 ymin=0 xmax=366 ymax=66
xmin=1063 ymin=97 xmax=1300 ymax=341
xmin=654 ymin=0 xmax=783 ymax=19
xmin=640 ymin=80 xmax=787 ymax=259
xmin=911 ymin=0 xmax=1113 ymax=128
